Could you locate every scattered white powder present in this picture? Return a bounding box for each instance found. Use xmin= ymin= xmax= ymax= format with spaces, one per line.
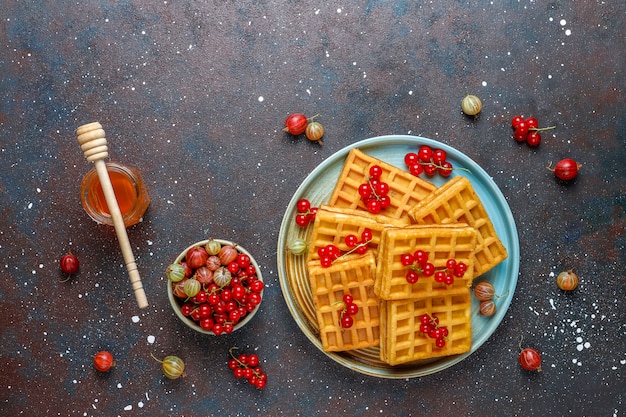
xmin=131 ymin=316 xmax=140 ymax=323
xmin=124 ymin=405 xmax=132 ymax=411
xmin=117 ymin=383 xmax=123 ymax=389
xmin=147 ymin=335 xmax=155 ymax=344
xmin=560 ymin=19 xmax=567 ymax=26
xmin=138 ymin=401 xmax=144 ymax=408
xmin=258 ymin=96 xmax=264 ymax=102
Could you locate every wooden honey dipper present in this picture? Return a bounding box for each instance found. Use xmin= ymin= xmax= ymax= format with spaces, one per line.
xmin=76 ymin=122 xmax=149 ymax=309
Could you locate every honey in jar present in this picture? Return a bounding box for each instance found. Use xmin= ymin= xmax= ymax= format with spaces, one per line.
xmin=80 ymin=162 xmax=150 ymax=227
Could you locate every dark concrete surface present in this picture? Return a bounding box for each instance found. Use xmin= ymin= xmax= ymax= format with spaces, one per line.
xmin=1 ymin=1 xmax=624 ymax=416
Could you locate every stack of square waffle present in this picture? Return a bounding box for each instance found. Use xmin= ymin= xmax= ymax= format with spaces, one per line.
xmin=306 ymin=148 xmax=508 ymax=365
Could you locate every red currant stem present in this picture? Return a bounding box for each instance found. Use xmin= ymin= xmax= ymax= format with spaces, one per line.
xmin=421 ymin=161 xmax=472 ymax=175
xmin=332 ymin=239 xmax=373 ymax=264
xmin=229 ymin=347 xmax=263 ymax=377
xmin=530 ymin=125 xmax=556 ymax=132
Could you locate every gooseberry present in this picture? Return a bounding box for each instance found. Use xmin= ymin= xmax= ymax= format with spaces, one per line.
xmin=93 ymin=351 xmax=115 ymax=372
xmin=287 ymin=238 xmax=308 ymax=255
xmin=556 ymin=269 xmax=579 ymax=291
xmin=519 ymin=346 xmax=542 ymax=372
xmin=165 ymin=263 xmax=186 ymax=283
xmin=152 ymin=354 xmax=186 ymax=379
xmin=547 ymin=158 xmax=582 ymax=181
xmin=461 ymin=94 xmax=482 ymax=117
xmin=305 ymin=121 xmax=324 ymax=145
xmin=60 ymin=251 xmax=79 ymax=278
xmin=282 ymin=113 xmax=308 ymax=135
xmin=473 ymin=282 xmax=495 ymax=301
xmin=185 ymin=246 xmax=208 ymax=269
xmin=479 ymin=299 xmax=496 ymax=316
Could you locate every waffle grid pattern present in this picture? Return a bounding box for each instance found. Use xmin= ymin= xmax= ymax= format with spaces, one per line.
xmin=328 ymin=148 xmax=436 ymax=224
xmin=307 ymin=253 xmax=380 ymax=352
xmin=380 ymin=289 xmax=472 ymax=366
xmin=307 ymin=205 xmax=405 ymax=261
xmin=375 ymin=225 xmax=477 ymax=300
xmin=408 ymin=176 xmax=508 ymax=278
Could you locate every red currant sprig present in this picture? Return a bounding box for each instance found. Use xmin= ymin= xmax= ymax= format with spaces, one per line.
xmin=401 ymin=252 xmax=467 ymax=286
xmin=419 ymin=313 xmax=449 ymax=348
xmin=318 ymin=229 xmax=373 ymax=268
xmin=358 ymin=165 xmax=391 ymax=214
xmin=401 ymin=249 xmax=435 ymax=283
xmin=511 ymin=115 xmax=555 ymax=147
xmin=404 ymin=145 xmax=461 ymax=178
xmin=227 ymin=347 xmax=267 ymax=389
xmin=433 ymin=258 xmax=468 ymax=286
xmin=294 ymin=198 xmax=318 ymax=227
xmin=334 ymin=294 xmax=359 ymax=329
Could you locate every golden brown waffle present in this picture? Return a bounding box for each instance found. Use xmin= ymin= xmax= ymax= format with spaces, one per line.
xmin=307 ymin=205 xmax=405 ymax=261
xmin=328 ymin=148 xmax=437 ymax=224
xmin=408 ymin=176 xmax=508 ymax=278
xmin=307 ymin=253 xmax=380 ymax=352
xmin=379 ymin=289 xmax=472 ymax=365
xmin=375 ymin=224 xmax=477 ymax=300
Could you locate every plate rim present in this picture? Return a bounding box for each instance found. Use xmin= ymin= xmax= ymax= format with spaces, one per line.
xmin=277 ymin=134 xmax=520 ymax=378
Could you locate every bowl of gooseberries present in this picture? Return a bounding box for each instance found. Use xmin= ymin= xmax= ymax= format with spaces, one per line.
xmin=166 ymin=239 xmax=264 ymax=335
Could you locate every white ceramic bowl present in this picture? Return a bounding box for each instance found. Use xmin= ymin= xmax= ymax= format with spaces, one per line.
xmin=167 ymin=239 xmax=264 ymax=335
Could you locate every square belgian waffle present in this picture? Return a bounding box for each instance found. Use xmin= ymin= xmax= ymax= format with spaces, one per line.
xmin=307 ymin=253 xmax=380 ymax=352
xmin=375 ymin=224 xmax=477 ymax=300
xmin=327 ymin=148 xmax=437 ymax=224
xmin=407 ymin=176 xmax=508 ymax=278
xmin=307 ymin=205 xmax=405 ymax=261
xmin=379 ymin=289 xmax=472 ymax=366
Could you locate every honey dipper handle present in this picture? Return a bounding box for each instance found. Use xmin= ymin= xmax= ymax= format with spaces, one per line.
xmin=76 ymin=122 xmax=149 ymax=309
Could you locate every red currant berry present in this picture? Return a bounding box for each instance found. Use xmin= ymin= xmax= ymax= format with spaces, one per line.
xmin=423 ymin=164 xmax=437 ymax=177
xmin=247 ymin=354 xmax=260 ymax=367
xmin=515 ymin=120 xmax=529 ymax=135
xmin=404 ymin=152 xmax=419 ymax=166
xmin=435 ymin=337 xmax=446 ymax=348
xmin=438 ymin=161 xmax=453 ymax=177
xmin=414 ymin=250 xmax=429 ymax=266
xmin=320 ymin=256 xmax=333 ymax=268
xmin=249 ymin=279 xmax=264 ymax=293
xmin=409 ymin=163 xmax=424 ymax=177
xmin=527 ymin=131 xmax=541 ymax=147
xmin=432 ymin=149 xmax=447 ymax=165
xmin=342 ymin=294 xmax=354 ymax=304
xmin=525 ymin=117 xmax=539 ymax=129
xmin=358 ymin=183 xmax=372 ymax=199
xmin=400 ymin=253 xmax=414 ymax=266
xmin=341 ymin=315 xmax=354 ymax=329
xmin=417 ymin=145 xmax=433 ymax=162
xmin=446 ymin=259 xmax=457 ymax=270
xmin=422 ymin=262 xmax=435 ymax=277
xmin=366 ymin=199 xmax=382 ymax=214
xmin=511 ymin=115 xmax=524 ymax=129
xmin=295 ymin=214 xmax=309 ymax=227
xmin=346 ymin=302 xmax=359 ymax=316
xmin=361 ymin=228 xmax=373 ymax=242
xmin=345 ymin=234 xmax=358 ymax=248
xmin=236 ymin=254 xmax=251 ymax=268
xmin=406 ymin=270 xmax=419 ymax=284
xmin=434 ymin=271 xmax=446 ymax=283
xmin=513 ymin=130 xmax=528 ymax=142
xmin=369 ymin=165 xmax=383 ymax=179
xmin=296 ymin=198 xmax=310 ymax=213
xmin=444 ymin=274 xmax=455 ymax=285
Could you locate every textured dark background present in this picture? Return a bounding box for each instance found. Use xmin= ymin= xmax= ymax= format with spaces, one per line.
xmin=1 ymin=1 xmax=624 ymax=416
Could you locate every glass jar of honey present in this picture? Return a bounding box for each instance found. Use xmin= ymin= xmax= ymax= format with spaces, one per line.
xmin=80 ymin=162 xmax=150 ymax=227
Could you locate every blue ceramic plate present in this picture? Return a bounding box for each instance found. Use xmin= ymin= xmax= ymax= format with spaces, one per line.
xmin=277 ymin=135 xmax=519 ymax=378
